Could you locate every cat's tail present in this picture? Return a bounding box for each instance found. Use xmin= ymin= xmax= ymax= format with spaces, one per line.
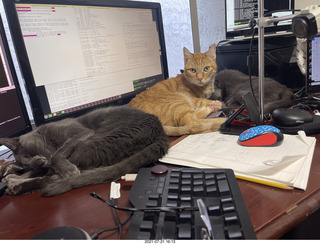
xmin=264 ymin=90 xmax=294 ymax=115
xmin=40 ymin=138 xmax=169 ymax=196
xmin=163 ymin=118 xmax=226 ymax=136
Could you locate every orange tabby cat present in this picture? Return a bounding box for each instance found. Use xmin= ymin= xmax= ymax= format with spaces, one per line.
xmin=129 ymin=45 xmax=226 ymax=136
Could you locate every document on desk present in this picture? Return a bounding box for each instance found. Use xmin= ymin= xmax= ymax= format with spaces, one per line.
xmin=160 ymin=131 xmax=316 ymax=190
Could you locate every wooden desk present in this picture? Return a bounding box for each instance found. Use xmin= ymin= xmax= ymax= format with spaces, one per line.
xmin=1 ymin=135 xmax=320 ymax=240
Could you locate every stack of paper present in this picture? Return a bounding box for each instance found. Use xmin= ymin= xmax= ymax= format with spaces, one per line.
xmin=160 ymin=131 xmax=316 ymax=190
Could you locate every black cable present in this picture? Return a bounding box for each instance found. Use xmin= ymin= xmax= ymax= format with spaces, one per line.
xmin=89 ymin=192 xmax=199 ymax=240
xmin=90 ymin=212 xmax=133 ymax=240
xmin=90 ymin=192 xmax=198 ymax=212
xmin=111 ymin=199 xmax=123 ymax=239
xmin=247 ymin=18 xmax=258 ymax=106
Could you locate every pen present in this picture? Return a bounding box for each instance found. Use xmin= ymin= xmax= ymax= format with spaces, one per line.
xmin=236 ymin=175 xmax=294 ymax=190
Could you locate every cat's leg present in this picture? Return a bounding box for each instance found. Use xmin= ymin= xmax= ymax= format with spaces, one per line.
xmin=191 ymin=98 xmax=222 ymax=119
xmin=2 ymin=172 xmax=59 ymax=195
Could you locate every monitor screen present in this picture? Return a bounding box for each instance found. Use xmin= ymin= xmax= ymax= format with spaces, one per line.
xmin=226 ymin=0 xmax=294 ymax=38
xmin=3 ymin=0 xmax=168 ymax=126
xmin=306 ymin=35 xmax=320 ymax=95
xmin=0 ymin=15 xmax=32 ymax=138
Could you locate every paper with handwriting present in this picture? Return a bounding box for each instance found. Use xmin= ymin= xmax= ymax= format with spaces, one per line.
xmin=160 ymin=131 xmax=316 ymax=190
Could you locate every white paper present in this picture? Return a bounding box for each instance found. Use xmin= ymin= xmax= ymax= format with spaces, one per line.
xmin=160 ymin=131 xmax=316 ymax=190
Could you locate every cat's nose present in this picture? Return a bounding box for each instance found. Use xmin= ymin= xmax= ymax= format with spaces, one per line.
xmin=198 ymin=77 xmax=203 ymax=81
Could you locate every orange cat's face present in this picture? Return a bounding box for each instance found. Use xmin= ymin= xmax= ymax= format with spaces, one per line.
xmin=183 ymin=45 xmax=217 ymax=87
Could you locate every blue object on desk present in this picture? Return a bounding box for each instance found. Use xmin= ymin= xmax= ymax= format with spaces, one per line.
xmin=238 ymin=125 xmax=284 ymax=147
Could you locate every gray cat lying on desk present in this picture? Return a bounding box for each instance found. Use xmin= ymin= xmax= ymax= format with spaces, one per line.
xmin=212 ymin=69 xmax=294 ymax=115
xmin=0 ymin=106 xmax=169 ymax=196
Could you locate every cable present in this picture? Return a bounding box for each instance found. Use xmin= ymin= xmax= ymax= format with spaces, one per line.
xmin=90 ymin=192 xmax=199 ymax=239
xmin=90 ymin=192 xmax=198 ymax=212
xmin=247 ymin=18 xmax=258 ymax=106
xmin=90 ymin=212 xmax=133 ymax=240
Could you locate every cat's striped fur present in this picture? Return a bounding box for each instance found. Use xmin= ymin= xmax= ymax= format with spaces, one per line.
xmin=130 ymin=45 xmax=226 ymax=136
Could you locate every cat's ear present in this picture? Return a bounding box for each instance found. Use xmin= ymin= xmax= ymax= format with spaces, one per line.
xmin=183 ymin=47 xmax=193 ymax=65
xmin=207 ymin=44 xmax=216 ymax=60
xmin=0 ymin=137 xmax=20 ymax=151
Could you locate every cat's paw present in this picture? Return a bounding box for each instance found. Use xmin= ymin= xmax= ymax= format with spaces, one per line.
xmin=208 ymin=101 xmax=222 ymax=112
xmin=31 ymin=156 xmax=50 ymax=172
xmin=51 ymin=162 xmax=80 ymax=178
xmin=2 ymin=175 xmax=29 ymax=195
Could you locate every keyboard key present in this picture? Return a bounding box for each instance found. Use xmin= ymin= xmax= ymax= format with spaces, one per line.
xmin=148 ymin=194 xmax=159 ymax=199
xmin=225 ymin=212 xmax=239 ymax=224
xmin=205 ymin=179 xmax=216 ymax=186
xmin=180 ymin=201 xmax=191 ymax=208
xmin=223 ymin=203 xmax=236 ymax=212
xmin=165 ymin=212 xmax=177 ymax=221
xmin=193 ymin=173 xmax=202 ymax=179
xmin=146 ymin=200 xmax=158 ymax=207
xmin=168 ymin=183 xmax=179 ymax=192
xmin=216 ymin=174 xmax=227 ymax=180
xmin=166 ymin=200 xmax=178 ymax=207
xmin=137 ymin=232 xmax=151 ymax=240
xmin=179 ymin=211 xmax=192 ymax=222
xmin=193 ymin=185 xmax=205 ymax=196
xmin=178 ymin=223 xmax=192 ymax=239
xmin=170 ymin=177 xmax=179 ymax=184
xmin=208 ymin=203 xmax=222 ymax=216
xmin=218 ymin=179 xmax=230 ymax=195
xmin=180 ymin=194 xmax=192 ymax=201
xmin=140 ymin=220 xmax=153 ymax=231
xmin=193 ymin=179 xmax=204 ymax=185
xmin=181 ymin=185 xmax=192 ymax=193
xmin=221 ymin=195 xmax=233 ymax=203
xmin=182 ymin=173 xmax=191 ymax=179
xmin=212 ymin=224 xmax=226 ymax=240
xmin=168 ymin=192 xmax=178 ymax=199
xmin=227 ymin=226 xmax=243 ymax=239
xmin=206 ymin=185 xmax=218 ymax=196
xmin=162 ymin=221 xmax=176 ymax=239
xmin=181 ymin=179 xmax=191 ymax=185
xmin=205 ymin=173 xmax=215 ymax=180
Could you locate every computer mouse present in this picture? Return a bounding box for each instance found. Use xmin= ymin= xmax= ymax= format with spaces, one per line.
xmin=272 ymin=108 xmax=313 ymax=126
xmin=238 ymin=125 xmax=284 ymax=146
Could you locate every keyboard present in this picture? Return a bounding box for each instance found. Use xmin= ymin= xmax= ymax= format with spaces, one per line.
xmin=126 ymin=167 xmax=256 ymax=240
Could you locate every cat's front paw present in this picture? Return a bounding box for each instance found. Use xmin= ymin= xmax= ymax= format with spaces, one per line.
xmin=208 ymin=101 xmax=222 ymax=112
xmin=2 ymin=175 xmax=31 ymax=195
xmin=51 ymin=162 xmax=80 ymax=178
xmin=31 ymin=156 xmax=50 ymax=173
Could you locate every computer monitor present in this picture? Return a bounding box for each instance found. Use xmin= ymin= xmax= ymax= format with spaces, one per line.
xmin=306 ymin=35 xmax=320 ymax=95
xmin=226 ymin=0 xmax=295 ymax=39
xmin=3 ymin=0 xmax=168 ymax=126
xmin=0 ymin=15 xmax=32 ymax=138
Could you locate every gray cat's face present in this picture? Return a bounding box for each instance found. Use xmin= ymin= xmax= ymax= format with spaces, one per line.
xmin=0 ymin=137 xmax=50 ymax=174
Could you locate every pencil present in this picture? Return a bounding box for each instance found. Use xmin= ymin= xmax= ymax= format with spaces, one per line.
xmin=235 ymin=175 xmax=294 ymax=190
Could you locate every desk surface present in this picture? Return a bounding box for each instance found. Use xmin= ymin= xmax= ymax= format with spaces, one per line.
xmin=1 ymin=135 xmax=320 ymax=240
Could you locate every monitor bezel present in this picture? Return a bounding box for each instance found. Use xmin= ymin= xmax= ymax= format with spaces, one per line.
xmin=0 ymin=15 xmax=32 ymax=138
xmin=225 ymin=0 xmax=295 ymax=39
xmin=306 ymin=35 xmax=320 ymax=95
xmin=3 ymin=0 xmax=168 ymax=126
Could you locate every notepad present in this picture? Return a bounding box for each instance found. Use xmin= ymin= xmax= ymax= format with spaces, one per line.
xmin=160 ymin=131 xmax=316 ymax=190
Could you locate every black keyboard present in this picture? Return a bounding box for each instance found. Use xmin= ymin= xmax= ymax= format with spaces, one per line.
xmin=126 ymin=167 xmax=256 ymax=240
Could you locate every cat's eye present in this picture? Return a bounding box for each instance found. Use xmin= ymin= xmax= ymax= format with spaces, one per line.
xmin=203 ymin=66 xmax=210 ymax=72
xmin=189 ymin=68 xmax=196 ymax=73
